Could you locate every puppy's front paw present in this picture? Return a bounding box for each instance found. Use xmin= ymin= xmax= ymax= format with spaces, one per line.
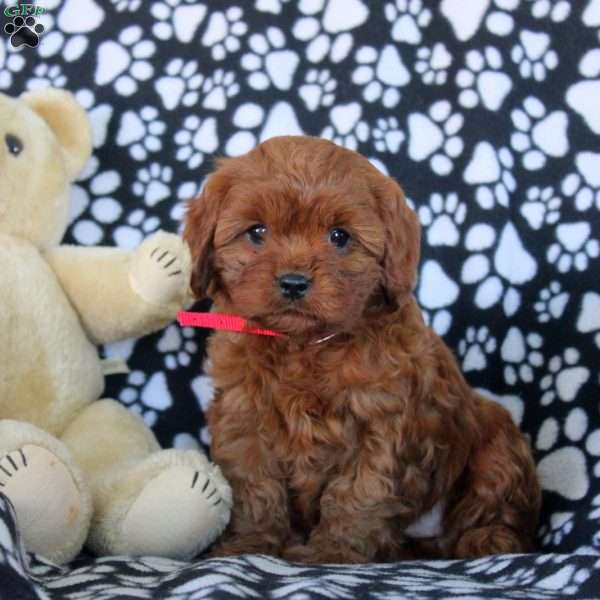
xmin=129 ymin=231 xmax=192 ymax=306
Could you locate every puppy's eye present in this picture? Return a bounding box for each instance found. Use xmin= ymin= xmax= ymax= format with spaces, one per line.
xmin=329 ymin=228 xmax=350 ymax=248
xmin=5 ymin=133 xmax=23 ymax=156
xmin=247 ymin=224 xmax=267 ymax=245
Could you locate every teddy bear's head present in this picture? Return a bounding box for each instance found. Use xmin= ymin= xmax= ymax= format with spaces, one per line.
xmin=0 ymin=89 xmax=92 ymax=248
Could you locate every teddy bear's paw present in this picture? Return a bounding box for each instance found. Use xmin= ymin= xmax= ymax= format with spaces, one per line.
xmin=129 ymin=230 xmax=192 ymax=307
xmin=1 ymin=445 xmax=88 ymax=563
xmin=118 ymin=461 xmax=232 ymax=560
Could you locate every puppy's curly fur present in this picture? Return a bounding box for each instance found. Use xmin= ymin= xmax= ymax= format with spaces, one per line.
xmin=184 ymin=136 xmax=541 ymax=564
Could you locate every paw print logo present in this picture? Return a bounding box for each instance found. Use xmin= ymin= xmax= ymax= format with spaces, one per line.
xmin=202 ymin=6 xmax=248 ymax=60
xmin=299 ymin=69 xmax=336 ymax=111
xmin=562 ymin=152 xmax=600 ymax=212
xmin=292 ymin=0 xmax=368 ymax=63
xmin=95 ymin=26 xmax=155 ymax=96
xmin=511 ymin=30 xmax=558 ymax=81
xmin=157 ymin=325 xmax=198 ymax=370
xmin=202 ymin=69 xmax=239 ymax=111
xmin=415 ymin=42 xmax=452 ymax=85
xmin=500 ymin=327 xmax=543 ymax=385
xmin=407 ymin=100 xmax=464 ymax=176
xmin=69 ymin=161 xmax=121 ymax=246
xmin=520 ymin=186 xmax=561 ymax=230
xmin=155 ymin=59 xmax=204 ymax=111
xmin=242 ymin=27 xmax=299 ymax=91
xmin=539 ymin=512 xmax=575 ymax=546
xmin=25 ymin=63 xmax=67 ymax=90
xmin=461 ymin=222 xmax=537 ymax=316
xmin=175 ymin=115 xmax=219 ymax=170
xmin=116 ymin=106 xmax=166 ymax=161
xmin=132 ymin=163 xmax=173 ymax=207
xmin=527 ymin=0 xmax=571 ymax=22
xmin=463 ymin=143 xmax=515 ymax=210
xmin=418 ymin=192 xmax=466 ymax=247
xmin=510 ymin=96 xmax=569 ymax=170
xmin=352 ymin=45 xmax=410 ymax=108
xmin=547 ymin=222 xmax=599 ymax=273
xmin=385 ymin=0 xmax=431 ymax=45
xmin=321 ymin=102 xmax=369 ymax=151
xmin=540 ymin=348 xmax=590 ymax=405
xmin=417 ymin=260 xmax=459 ymax=336
xmin=151 ymin=0 xmax=207 ymax=43
xmin=458 ymin=326 xmax=497 ymax=372
xmin=456 ymin=47 xmax=512 ymax=111
xmin=534 ymin=281 xmax=569 ymax=323
xmin=372 ymin=117 xmax=404 ymax=153
xmin=4 ymin=15 xmax=44 ymax=49
xmin=113 ymin=208 xmax=160 ymax=249
xmin=120 ymin=370 xmax=173 ymax=428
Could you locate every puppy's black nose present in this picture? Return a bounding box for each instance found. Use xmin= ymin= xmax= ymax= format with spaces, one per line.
xmin=278 ymin=273 xmax=311 ymax=300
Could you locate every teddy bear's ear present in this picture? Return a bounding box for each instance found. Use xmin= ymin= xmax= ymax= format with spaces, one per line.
xmin=21 ymin=88 xmax=92 ymax=180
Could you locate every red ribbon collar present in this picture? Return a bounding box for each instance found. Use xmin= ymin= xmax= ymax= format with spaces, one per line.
xmin=177 ymin=311 xmax=283 ymax=337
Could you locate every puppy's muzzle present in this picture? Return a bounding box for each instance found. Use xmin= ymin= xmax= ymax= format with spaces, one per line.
xmin=278 ymin=273 xmax=312 ymax=300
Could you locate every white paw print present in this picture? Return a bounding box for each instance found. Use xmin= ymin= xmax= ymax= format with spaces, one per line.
xmin=175 ymin=115 xmax=219 ymax=170
xmin=94 ymin=26 xmax=155 ymax=96
xmin=36 ymin=12 xmax=88 ymax=63
xmin=407 ymin=100 xmax=464 ymax=176
xmin=120 ymin=370 xmax=173 ymax=428
xmin=155 ymin=58 xmax=204 ymax=111
xmin=456 ymin=46 xmax=512 ymax=111
xmin=527 ymin=0 xmax=571 ymax=22
xmin=520 ymin=186 xmax=562 ymax=230
xmin=191 ymin=374 xmax=216 ymax=446
xmin=132 ymin=163 xmax=173 ymax=207
xmin=157 ymin=325 xmax=198 ymax=370
xmin=299 ymin=68 xmax=336 ymax=111
xmin=464 ymin=143 xmax=515 ymax=210
xmin=418 ymin=192 xmax=466 ymax=247
xmin=415 ymin=42 xmax=452 ymax=85
xmin=74 ymin=88 xmax=114 ymax=149
xmin=69 ymin=157 xmax=121 ymax=246
xmin=242 ymin=27 xmax=299 ymax=91
xmin=458 ymin=326 xmax=497 ymax=372
xmin=385 ymin=0 xmax=432 ymax=45
xmin=113 ymin=208 xmax=160 ymax=249
xmin=111 ymin=0 xmax=142 ymax=11
xmin=511 ymin=30 xmax=558 ymax=81
xmin=540 ymin=348 xmax=590 ymax=405
xmin=485 ymin=0 xmax=519 ymax=37
xmin=116 ymin=106 xmax=166 ymax=161
xmin=292 ymin=0 xmax=368 ymax=63
xmin=352 ymin=44 xmax=410 ymax=108
xmin=151 ymin=0 xmax=207 ymax=43
xmin=321 ymin=102 xmax=369 ymax=151
xmin=372 ymin=117 xmax=404 ymax=153
xmin=562 ymin=152 xmax=600 ymax=212
xmin=547 ymin=222 xmax=599 ymax=273
xmin=417 ymin=260 xmax=459 ymax=337
xmin=500 ymin=327 xmax=544 ymax=385
xmin=0 ymin=41 xmax=24 ymax=89
xmin=534 ymin=281 xmax=569 ymax=323
xmin=510 ymin=96 xmax=569 ymax=170
xmin=26 ymin=63 xmax=67 ymax=90
xmin=539 ymin=512 xmax=575 ymax=546
xmin=202 ymin=6 xmax=247 ymax=60
xmin=202 ymin=69 xmax=240 ymax=111
xmin=255 ymin=0 xmax=291 ymax=14
xmin=461 ymin=222 xmax=537 ymax=317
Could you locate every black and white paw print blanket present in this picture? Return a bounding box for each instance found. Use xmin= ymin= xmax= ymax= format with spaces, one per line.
xmin=1 ymin=0 xmax=600 ymax=598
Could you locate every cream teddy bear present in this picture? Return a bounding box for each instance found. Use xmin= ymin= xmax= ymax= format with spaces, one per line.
xmin=0 ymin=88 xmax=231 ymax=564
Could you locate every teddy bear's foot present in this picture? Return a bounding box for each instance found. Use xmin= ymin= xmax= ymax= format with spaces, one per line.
xmin=1 ymin=444 xmax=89 ymax=564
xmin=89 ymin=450 xmax=232 ymax=560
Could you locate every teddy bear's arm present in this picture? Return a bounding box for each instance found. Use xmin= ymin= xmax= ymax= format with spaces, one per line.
xmin=44 ymin=231 xmax=193 ymax=345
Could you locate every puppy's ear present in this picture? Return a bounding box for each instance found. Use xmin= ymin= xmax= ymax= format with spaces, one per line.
xmin=183 ymin=167 xmax=229 ymax=299
xmin=370 ymin=173 xmax=421 ymax=304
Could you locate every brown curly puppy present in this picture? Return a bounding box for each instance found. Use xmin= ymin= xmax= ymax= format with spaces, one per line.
xmin=184 ymin=136 xmax=541 ymax=564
